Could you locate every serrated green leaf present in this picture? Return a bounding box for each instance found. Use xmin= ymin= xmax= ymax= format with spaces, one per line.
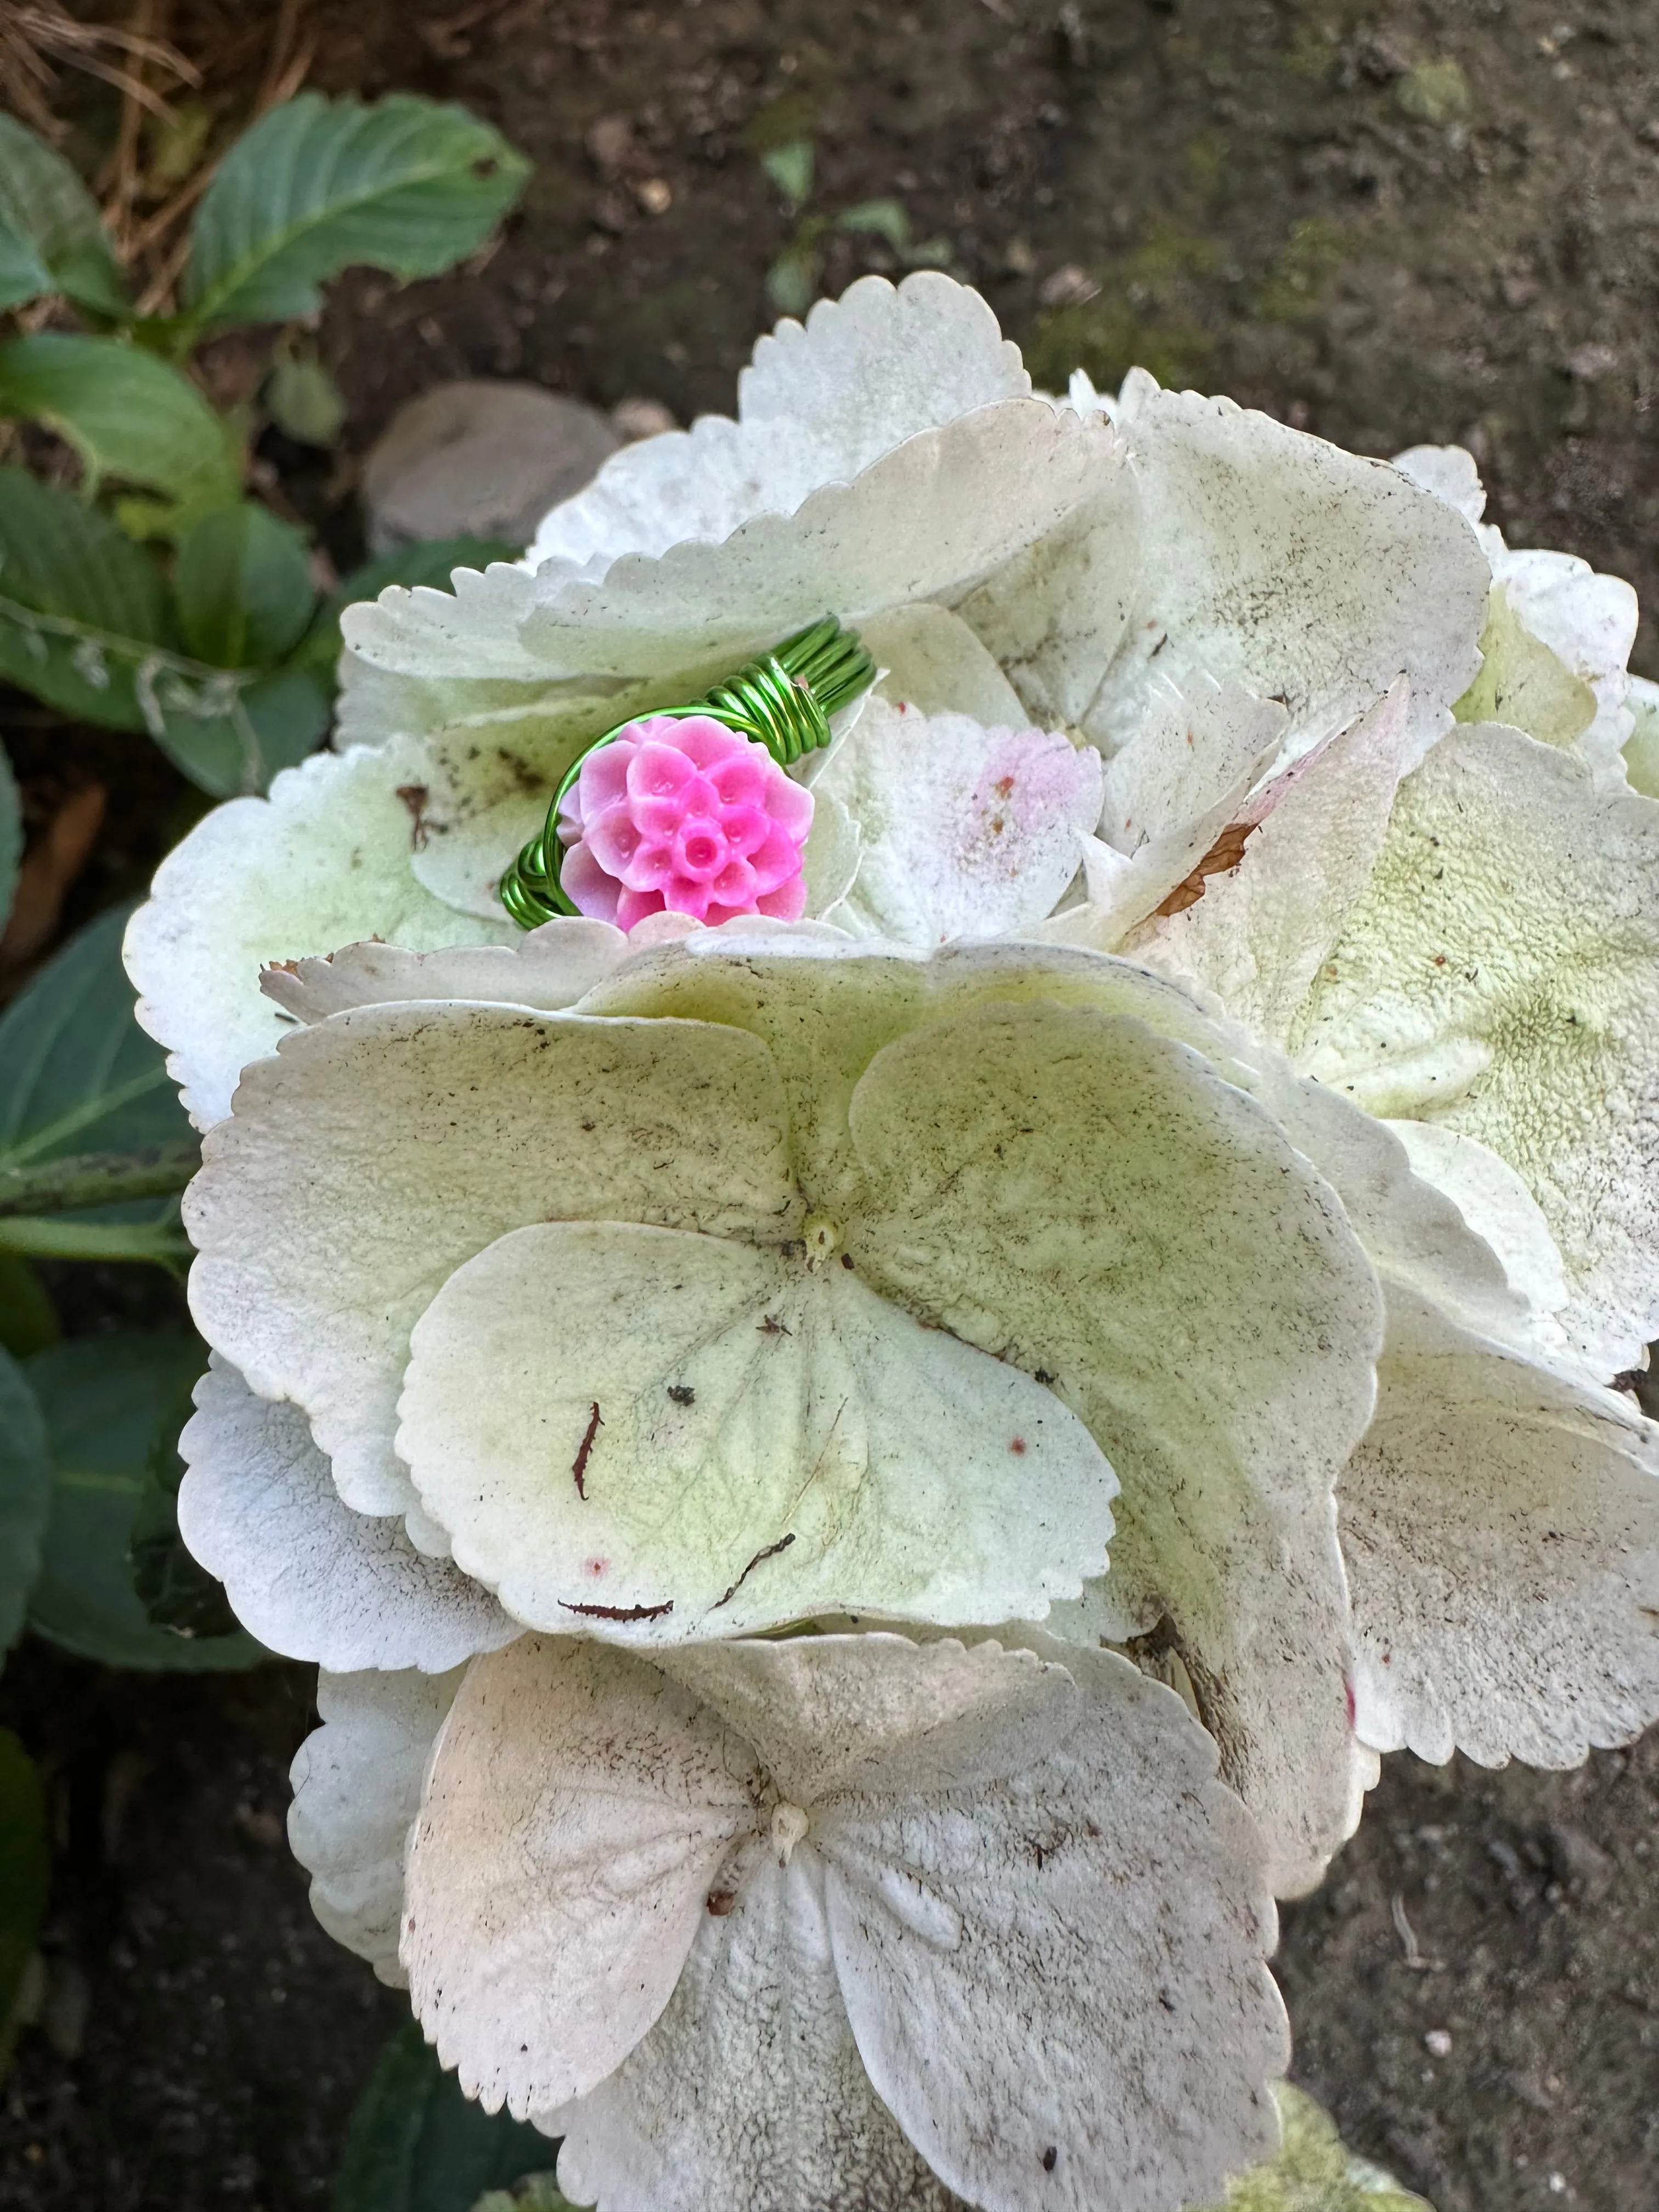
xmin=182 ymin=93 xmax=530 ymax=337
xmin=334 ymin=2023 xmax=552 ymax=2212
xmin=292 ymin=535 xmax=516 ymax=678
xmin=0 ymin=335 xmax=241 ymax=520
xmin=174 ymin=503 xmax=317 ymax=668
xmin=0 ymin=114 xmax=128 ymax=317
xmin=24 ymin=1331 xmax=262 ymax=1671
xmin=0 ymin=1345 xmax=50 ymax=1657
xmin=0 ymin=1730 xmax=48 ymax=2046
xmin=0 ymin=741 xmax=18 ymax=932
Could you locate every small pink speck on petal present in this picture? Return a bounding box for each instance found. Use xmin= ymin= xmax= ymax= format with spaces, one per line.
xmin=558 ymin=715 xmax=814 ymax=930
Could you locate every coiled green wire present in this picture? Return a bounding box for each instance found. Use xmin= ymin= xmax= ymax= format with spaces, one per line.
xmin=498 ymin=615 xmax=875 ymax=928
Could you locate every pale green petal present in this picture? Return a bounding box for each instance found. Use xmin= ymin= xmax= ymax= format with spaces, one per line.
xmin=1383 ymin=1120 xmax=1570 ymax=1342
xmin=1623 ymin=673 xmax=1659 ymax=797
xmin=1453 ymin=585 xmax=1595 ymax=748
xmin=817 ymin=697 xmax=1102 ymax=946
xmin=1342 ymin=1284 xmax=1659 ymax=1768
xmin=123 ymin=741 xmax=513 ymax=1128
xmin=404 ymin=1635 xmax=765 ymax=2117
xmin=187 ymin=1004 xmax=796 ymax=1517
xmin=287 ymin=1665 xmax=465 ymax=1988
xmin=1092 ymin=384 xmax=1489 ymax=765
xmin=258 ymin=921 xmax=629 ymax=1025
xmin=396 ymin=1220 xmax=1116 ymax=1639
xmin=1491 ymin=544 xmax=1638 ymax=776
xmin=1291 ymin=722 xmax=1659 ymax=1374
xmin=1194 ymin=2083 xmax=1432 ymax=2211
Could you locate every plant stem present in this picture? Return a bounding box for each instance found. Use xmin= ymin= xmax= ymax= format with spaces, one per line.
xmin=0 ymin=1138 xmax=200 ymax=1221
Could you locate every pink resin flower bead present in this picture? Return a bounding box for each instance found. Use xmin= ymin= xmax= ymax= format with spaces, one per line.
xmin=557 ymin=714 xmax=815 ymax=930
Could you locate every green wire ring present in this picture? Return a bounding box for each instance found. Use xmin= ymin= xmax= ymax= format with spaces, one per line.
xmin=498 ymin=614 xmax=876 ymax=929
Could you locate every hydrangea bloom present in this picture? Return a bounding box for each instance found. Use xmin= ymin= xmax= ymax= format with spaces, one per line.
xmin=123 ymin=272 xmax=1659 ymax=2212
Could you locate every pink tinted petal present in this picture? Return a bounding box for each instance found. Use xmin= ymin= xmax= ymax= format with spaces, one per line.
xmin=633 ymin=794 xmax=689 ymax=838
xmin=764 ymin=774 xmax=815 ymax=842
xmin=664 ymin=874 xmax=714 ymax=919
xmin=675 ymin=714 xmax=744 ymax=770
xmin=755 ymin=875 xmax=809 ymax=920
xmin=622 ymin=838 xmax=677 ymax=892
xmin=561 ymin=840 xmax=622 ymax=924
xmin=614 ymin=885 xmax=667 ymax=930
xmin=672 ymin=820 xmax=730 ymax=883
xmin=709 ymin=753 xmax=770 ymax=808
xmin=748 ymin=822 xmax=808 ymax=895
xmin=710 ymin=856 xmax=758 ymax=906
xmin=575 ymin=735 xmax=640 ymax=817
xmin=718 ymin=802 xmax=771 ymax=856
xmin=628 ymin=741 xmax=698 ymax=802
xmin=585 ymin=804 xmax=644 ymax=878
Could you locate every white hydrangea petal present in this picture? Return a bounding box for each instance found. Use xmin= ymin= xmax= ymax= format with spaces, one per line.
xmin=1090 ymin=386 xmax=1489 ymax=765
xmin=1623 ymin=672 xmax=1659 ymax=796
xmin=1390 ymin=444 xmax=1486 ymax=527
xmin=511 ymin=404 xmax=1124 ymax=684
xmin=396 ymin=1221 xmax=1116 ymax=1640
xmin=551 ymin=1846 xmax=960 ymax=2212
xmin=259 ymin=922 xmax=630 ymax=1025
xmin=341 ymin=559 xmax=550 ymax=681
xmin=122 ymin=742 xmax=513 ymax=1128
xmin=1291 ymin=722 xmax=1659 ymax=1374
xmin=1098 ymin=670 xmax=1288 ymax=853
xmin=404 ymin=1635 xmax=765 ymax=2117
xmin=800 ymin=787 xmax=862 ymax=918
xmin=186 ymin=1005 xmax=797 ymax=1516
xmin=1383 ymin=1121 xmax=1570 ymax=1339
xmin=820 ymin=1635 xmax=1286 ymax=2212
xmin=287 ymin=1666 xmax=464 ymax=1988
xmin=178 ymin=1359 xmax=515 ymax=1671
xmin=529 ymin=274 xmax=1029 ymax=573
xmin=1140 ymin=680 xmax=1416 ymax=1040
xmin=1342 ymin=1285 xmax=1659 ymax=1768
xmin=817 ymin=697 xmax=1102 ymax=946
xmin=857 ymin=601 xmax=1029 ymax=727
xmin=1490 ymin=544 xmax=1638 ymax=775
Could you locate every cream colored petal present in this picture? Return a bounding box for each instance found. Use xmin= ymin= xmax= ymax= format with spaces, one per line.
xmin=122 ymin=741 xmax=513 ymax=1128
xmin=551 ymin=1849 xmax=958 ymax=2212
xmin=1490 ymin=544 xmax=1638 ymax=777
xmin=396 ymin=1221 xmax=1116 ymax=1640
xmin=1291 ymin=722 xmax=1659 ymax=1374
xmin=403 ymin=1635 xmax=765 ymax=2117
xmin=186 ymin=1005 xmax=795 ymax=1517
xmin=529 ymin=273 xmax=1029 ymax=573
xmin=1623 ymin=673 xmax=1659 ymax=797
xmin=857 ymin=600 xmax=1029 ymax=727
xmin=259 ymin=922 xmax=628 ymax=1024
xmin=1139 ymin=681 xmax=1416 ymax=1040
xmin=821 ymin=1635 xmax=1287 ymax=2212
xmin=178 ymin=1359 xmax=515 ymax=1671
xmin=1097 ymin=670 xmax=1288 ymax=853
xmin=1383 ymin=1120 xmax=1570 ymax=1341
xmin=1342 ymin=1285 xmax=1659 ymax=1768
xmin=817 ymin=697 xmax=1102 ymax=946
xmin=1390 ymin=443 xmax=1487 ymax=527
xmin=1092 ymin=386 xmax=1488 ymax=765
xmin=287 ymin=1665 xmax=464 ymax=1988
xmin=1453 ymin=585 xmax=1596 ymax=751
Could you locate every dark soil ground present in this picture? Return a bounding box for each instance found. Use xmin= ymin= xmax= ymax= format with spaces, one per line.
xmin=4 ymin=1 xmax=1658 ymax=2207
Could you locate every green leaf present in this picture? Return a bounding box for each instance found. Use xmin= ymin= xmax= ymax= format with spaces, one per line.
xmin=182 ymin=93 xmax=531 ymax=337
xmin=334 ymin=2023 xmax=553 ymax=2212
xmin=0 ymin=1730 xmax=48 ymax=2049
xmin=1195 ymin=2085 xmax=1434 ymax=2211
xmin=147 ymin=662 xmax=331 ymax=797
xmin=129 ymin=1363 xmax=238 ymax=1638
xmin=24 ymin=1332 xmax=262 ymax=1670
xmin=0 ymin=1256 xmax=59 ymax=1360
xmin=0 ymin=113 xmax=128 ymax=317
xmin=293 ymin=535 xmax=517 ymax=678
xmin=0 ymin=1345 xmax=50 ymax=1656
xmin=0 ymin=740 xmax=18 ymax=932
xmin=837 ymin=198 xmax=911 ymax=251
xmin=0 ymin=904 xmax=192 ymax=1194
xmin=0 ymin=335 xmax=242 ymax=521
xmin=469 ymin=2181 xmax=574 ymax=2212
xmin=174 ymin=503 xmax=317 ymax=668
xmin=765 ymin=238 xmax=822 ymax=319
